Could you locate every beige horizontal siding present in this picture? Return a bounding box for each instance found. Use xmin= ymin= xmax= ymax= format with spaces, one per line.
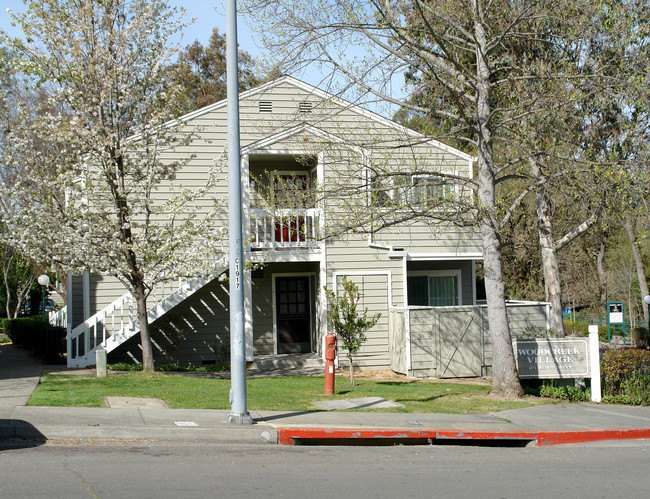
xmin=93 ymin=77 xmax=480 ymax=370
xmin=90 ymin=274 xmax=128 ymax=312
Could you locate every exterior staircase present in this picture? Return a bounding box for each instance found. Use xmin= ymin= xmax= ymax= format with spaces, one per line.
xmin=64 ymin=256 xmax=229 ymax=368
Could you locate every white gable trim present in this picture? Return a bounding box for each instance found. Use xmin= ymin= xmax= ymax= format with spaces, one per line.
xmin=241 ymin=123 xmax=369 ymax=157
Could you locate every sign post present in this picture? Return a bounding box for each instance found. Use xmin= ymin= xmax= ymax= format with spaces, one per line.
xmin=588 ymin=326 xmax=601 ymax=403
xmin=607 ymin=301 xmax=625 ymax=343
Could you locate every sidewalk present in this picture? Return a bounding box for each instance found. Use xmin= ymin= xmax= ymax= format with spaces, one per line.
xmin=2 ymin=344 xmax=650 ymax=447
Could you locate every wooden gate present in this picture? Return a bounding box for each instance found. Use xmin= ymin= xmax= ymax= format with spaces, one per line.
xmin=435 ymin=307 xmax=485 ymax=378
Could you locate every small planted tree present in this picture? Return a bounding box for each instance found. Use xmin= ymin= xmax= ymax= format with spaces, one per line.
xmin=325 ymin=276 xmax=380 ymax=386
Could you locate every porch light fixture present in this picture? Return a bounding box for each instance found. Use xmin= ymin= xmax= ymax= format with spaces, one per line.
xmin=37 ymin=274 xmax=50 ymax=322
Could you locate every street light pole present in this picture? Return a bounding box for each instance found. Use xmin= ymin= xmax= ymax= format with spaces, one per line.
xmin=225 ymin=0 xmax=252 ymax=425
xmin=37 ymin=274 xmax=50 ymax=322
xmin=644 ymin=295 xmax=650 ymax=331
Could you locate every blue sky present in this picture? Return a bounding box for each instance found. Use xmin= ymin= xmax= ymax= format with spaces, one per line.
xmin=1 ymin=1 xmax=399 ymax=115
xmin=1 ymin=1 xmax=261 ymax=59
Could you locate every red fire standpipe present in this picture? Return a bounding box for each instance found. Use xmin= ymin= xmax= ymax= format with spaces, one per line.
xmin=324 ymin=333 xmax=337 ymax=395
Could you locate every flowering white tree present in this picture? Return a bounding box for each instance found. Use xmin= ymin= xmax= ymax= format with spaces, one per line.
xmin=2 ymin=1 xmax=225 ymax=371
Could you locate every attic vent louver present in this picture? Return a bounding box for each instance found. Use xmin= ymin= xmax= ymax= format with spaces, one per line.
xmin=299 ymin=101 xmax=312 ymax=113
xmin=259 ymin=101 xmax=272 ymax=113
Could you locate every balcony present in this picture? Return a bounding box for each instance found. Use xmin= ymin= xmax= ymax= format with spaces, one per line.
xmin=250 ymin=208 xmax=321 ymax=250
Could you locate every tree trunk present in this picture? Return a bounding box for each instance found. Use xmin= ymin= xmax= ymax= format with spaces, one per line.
xmin=474 ymin=18 xmax=523 ymax=398
xmin=481 ymin=222 xmax=523 ymax=397
xmin=134 ymin=280 xmax=154 ymax=372
xmin=596 ymin=238 xmax=608 ymax=311
xmin=348 ymin=353 xmax=355 ymax=386
xmin=623 ymin=214 xmax=649 ymax=325
xmin=530 ymin=158 xmax=565 ymax=336
xmin=3 ymin=264 xmax=11 ymax=319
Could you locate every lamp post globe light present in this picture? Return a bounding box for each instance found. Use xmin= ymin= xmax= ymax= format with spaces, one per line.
xmin=37 ymin=274 xmax=50 ymax=322
xmin=644 ymin=295 xmax=650 ymax=330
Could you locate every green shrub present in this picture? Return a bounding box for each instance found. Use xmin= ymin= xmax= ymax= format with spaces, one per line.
xmin=107 ymin=362 xmax=230 ymax=373
xmin=539 ymin=380 xmax=591 ymax=402
xmin=107 ymin=362 xmax=143 ymax=371
xmin=563 ymin=320 xmax=606 ymax=340
xmin=4 ymin=317 xmax=65 ymax=361
xmin=5 ymin=318 xmax=48 ymax=349
xmin=601 ymin=349 xmax=650 ymax=406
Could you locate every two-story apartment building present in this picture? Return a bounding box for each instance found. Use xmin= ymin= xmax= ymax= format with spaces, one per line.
xmin=57 ymin=76 xmax=548 ymax=378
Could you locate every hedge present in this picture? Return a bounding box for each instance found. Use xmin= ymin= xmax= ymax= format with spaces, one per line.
xmin=4 ymin=317 xmax=66 ymax=362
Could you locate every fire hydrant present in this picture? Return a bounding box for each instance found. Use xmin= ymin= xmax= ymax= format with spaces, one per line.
xmin=324 ymin=332 xmax=337 ymax=395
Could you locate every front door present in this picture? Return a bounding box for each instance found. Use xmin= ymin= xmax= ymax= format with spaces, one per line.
xmin=276 ymin=276 xmax=311 ymax=354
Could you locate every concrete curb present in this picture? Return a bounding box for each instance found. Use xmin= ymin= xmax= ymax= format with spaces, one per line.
xmin=0 ymin=422 xmax=279 ymax=445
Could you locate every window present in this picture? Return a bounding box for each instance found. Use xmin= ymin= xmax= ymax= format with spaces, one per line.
xmin=272 ymin=173 xmax=310 ymax=208
xmin=407 ymin=271 xmax=461 ymax=307
xmin=395 ymin=175 xmax=453 ymax=207
xmin=368 ymin=173 xmax=454 ymax=208
xmin=369 ymin=174 xmax=391 ymax=207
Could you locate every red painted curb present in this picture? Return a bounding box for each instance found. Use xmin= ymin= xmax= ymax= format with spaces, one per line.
xmin=277 ymin=428 xmax=438 ymax=445
xmin=536 ymin=428 xmax=650 ymax=446
xmin=277 ymin=427 xmax=650 ymax=446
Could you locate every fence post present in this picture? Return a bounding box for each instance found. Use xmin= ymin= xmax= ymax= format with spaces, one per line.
xmin=589 ymin=326 xmax=601 ymax=403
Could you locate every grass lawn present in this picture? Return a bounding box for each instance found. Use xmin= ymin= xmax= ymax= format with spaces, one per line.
xmin=28 ymin=372 xmax=552 ymax=413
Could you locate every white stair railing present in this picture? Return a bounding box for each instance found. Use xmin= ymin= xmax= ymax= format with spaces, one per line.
xmin=49 ymin=306 xmax=67 ymax=328
xmin=66 ymin=256 xmax=229 ymax=367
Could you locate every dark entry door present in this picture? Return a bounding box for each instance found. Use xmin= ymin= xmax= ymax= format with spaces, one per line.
xmin=276 ymin=276 xmax=311 ymax=354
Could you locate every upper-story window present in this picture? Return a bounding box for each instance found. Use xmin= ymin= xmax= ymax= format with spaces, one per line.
xmin=272 ymin=173 xmax=310 ymax=208
xmin=369 ymin=173 xmax=454 ymax=208
xmin=395 ymin=175 xmax=453 ymax=207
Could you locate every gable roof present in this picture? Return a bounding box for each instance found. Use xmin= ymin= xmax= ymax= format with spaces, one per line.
xmin=177 ymin=75 xmax=475 ymax=163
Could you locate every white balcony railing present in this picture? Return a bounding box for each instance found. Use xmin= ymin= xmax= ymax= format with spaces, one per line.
xmin=250 ymin=208 xmax=321 ymax=249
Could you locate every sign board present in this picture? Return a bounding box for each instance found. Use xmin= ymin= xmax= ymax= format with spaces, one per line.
xmin=608 ymin=302 xmax=624 ymax=324
xmin=514 ymin=338 xmax=589 ymax=379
